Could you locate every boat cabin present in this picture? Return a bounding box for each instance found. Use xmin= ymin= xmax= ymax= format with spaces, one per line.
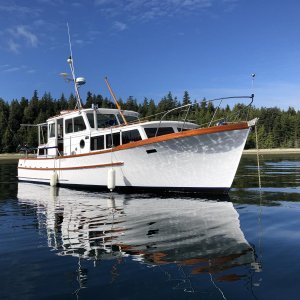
xmin=37 ymin=108 xmax=197 ymax=158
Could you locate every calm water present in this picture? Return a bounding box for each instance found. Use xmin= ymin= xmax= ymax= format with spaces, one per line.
xmin=0 ymin=155 xmax=300 ymax=300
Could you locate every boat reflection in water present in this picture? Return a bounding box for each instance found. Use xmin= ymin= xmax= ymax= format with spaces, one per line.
xmin=17 ymin=182 xmax=261 ymax=295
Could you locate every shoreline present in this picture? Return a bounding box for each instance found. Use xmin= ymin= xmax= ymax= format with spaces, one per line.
xmin=243 ymin=148 xmax=300 ymax=155
xmin=0 ymin=148 xmax=300 ymax=160
xmin=0 ymin=153 xmax=24 ymax=161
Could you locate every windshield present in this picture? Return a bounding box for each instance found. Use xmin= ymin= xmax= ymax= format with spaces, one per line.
xmin=117 ymin=114 xmax=139 ymax=124
xmin=87 ymin=113 xmax=119 ymax=128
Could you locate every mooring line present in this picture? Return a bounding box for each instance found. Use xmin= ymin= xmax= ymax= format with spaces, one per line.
xmin=255 ymin=123 xmax=261 ymax=189
xmin=254 ymin=121 xmax=263 ymax=280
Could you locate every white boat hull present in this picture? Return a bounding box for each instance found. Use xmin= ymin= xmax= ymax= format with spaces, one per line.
xmin=18 ymin=124 xmax=250 ymax=193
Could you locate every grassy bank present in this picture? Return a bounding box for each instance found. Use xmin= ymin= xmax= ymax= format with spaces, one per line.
xmin=0 ymin=153 xmax=24 ymax=160
xmin=243 ymin=148 xmax=300 ymax=155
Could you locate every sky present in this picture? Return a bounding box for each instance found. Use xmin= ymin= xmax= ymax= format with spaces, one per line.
xmin=1 ymin=0 xmax=300 ymax=110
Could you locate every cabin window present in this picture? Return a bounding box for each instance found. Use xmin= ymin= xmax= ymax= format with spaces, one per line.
xmin=65 ymin=116 xmax=86 ymax=134
xmin=97 ymin=114 xmax=118 ymax=128
xmin=144 ymin=127 xmax=174 ymax=138
xmin=122 ymin=129 xmax=142 ymax=144
xmin=74 ymin=116 xmax=86 ymax=132
xmin=87 ymin=113 xmax=120 ymax=128
xmin=91 ymin=136 xmax=104 ymax=151
xmin=87 ymin=113 xmax=95 ymax=128
xmin=38 ymin=148 xmax=46 ymax=156
xmin=49 ymin=123 xmax=55 ymax=138
xmin=106 ymin=132 xmax=121 ymax=148
xmin=65 ymin=119 xmax=73 ymax=134
xmin=39 ymin=125 xmax=48 ymax=145
xmin=117 ymin=114 xmax=139 ymax=124
xmin=57 ymin=119 xmax=63 ymax=139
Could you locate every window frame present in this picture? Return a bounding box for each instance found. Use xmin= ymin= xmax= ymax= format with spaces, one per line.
xmin=48 ymin=122 xmax=56 ymax=138
xmin=144 ymin=127 xmax=174 ymax=138
xmin=106 ymin=132 xmax=121 ymax=148
xmin=121 ymin=129 xmax=142 ymax=144
xmin=90 ymin=135 xmax=105 ymax=151
xmin=65 ymin=116 xmax=87 ymax=134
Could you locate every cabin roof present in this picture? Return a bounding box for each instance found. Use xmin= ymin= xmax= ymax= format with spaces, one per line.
xmin=46 ymin=107 xmax=139 ymax=122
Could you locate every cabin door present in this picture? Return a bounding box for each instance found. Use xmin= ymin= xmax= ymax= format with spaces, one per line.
xmin=57 ymin=118 xmax=64 ymax=155
xmin=47 ymin=121 xmax=57 ymax=156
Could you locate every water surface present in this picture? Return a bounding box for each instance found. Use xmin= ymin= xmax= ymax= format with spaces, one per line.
xmin=0 ymin=155 xmax=299 ymax=300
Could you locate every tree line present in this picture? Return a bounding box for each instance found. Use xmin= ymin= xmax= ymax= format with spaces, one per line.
xmin=0 ymin=90 xmax=299 ymax=152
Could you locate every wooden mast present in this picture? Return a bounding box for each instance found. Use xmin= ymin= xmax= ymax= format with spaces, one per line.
xmin=104 ymin=77 xmax=128 ymax=125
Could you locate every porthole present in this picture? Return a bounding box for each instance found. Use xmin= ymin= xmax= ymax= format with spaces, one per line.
xmin=80 ymin=139 xmax=85 ymax=149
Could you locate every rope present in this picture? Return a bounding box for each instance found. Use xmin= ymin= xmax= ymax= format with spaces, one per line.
xmin=208 ymin=258 xmax=227 ymax=300
xmin=255 ymin=123 xmax=262 ymax=189
xmin=255 ymin=120 xmax=264 ymax=277
xmin=110 ymin=127 xmax=113 ymax=165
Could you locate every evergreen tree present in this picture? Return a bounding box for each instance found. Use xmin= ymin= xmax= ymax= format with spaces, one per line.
xmin=125 ymin=96 xmax=139 ymax=111
xmin=68 ymin=93 xmax=77 ymax=109
xmin=85 ymin=91 xmax=94 ymax=108
xmin=0 ymin=99 xmax=9 ymax=152
xmin=2 ymin=128 xmax=14 ymax=152
xmin=157 ymin=92 xmax=177 ymax=120
xmin=19 ymin=97 xmax=29 ymax=123
xmin=139 ymin=98 xmax=149 ymax=117
xmin=147 ymin=99 xmax=157 ymax=118
xmin=94 ymin=94 xmax=104 ymax=108
xmin=101 ymin=97 xmax=114 ymax=108
xmin=182 ymin=91 xmax=191 ymax=105
xmin=0 ymin=89 xmax=299 ymax=152
xmin=23 ymin=90 xmax=39 ymax=123
xmin=57 ymin=93 xmax=68 ymax=111
xmin=40 ymin=92 xmax=55 ymax=119
xmin=8 ymin=100 xmax=22 ymax=132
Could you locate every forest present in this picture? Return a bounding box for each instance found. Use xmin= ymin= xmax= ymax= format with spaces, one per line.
xmin=0 ymin=90 xmax=299 ymax=153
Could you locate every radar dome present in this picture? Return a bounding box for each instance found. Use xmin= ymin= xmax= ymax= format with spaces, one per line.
xmin=76 ymin=77 xmax=86 ymax=86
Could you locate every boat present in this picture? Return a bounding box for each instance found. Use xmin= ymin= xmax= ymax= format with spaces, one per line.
xmin=18 ymin=50 xmax=257 ymax=194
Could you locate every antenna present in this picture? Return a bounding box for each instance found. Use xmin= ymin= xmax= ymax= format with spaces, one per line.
xmin=104 ymin=77 xmax=128 ymax=125
xmin=59 ymin=72 xmax=72 ymax=82
xmin=66 ymin=23 xmax=84 ymax=110
xmin=251 ymin=73 xmax=256 ymax=91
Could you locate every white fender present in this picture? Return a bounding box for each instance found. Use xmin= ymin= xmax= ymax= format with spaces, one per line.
xmin=50 ymin=171 xmax=58 ymax=187
xmin=107 ymin=169 xmax=116 ymax=191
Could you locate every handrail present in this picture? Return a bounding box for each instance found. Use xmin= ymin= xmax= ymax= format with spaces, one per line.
xmin=204 ymin=94 xmax=254 ymax=104
xmin=180 ymin=105 xmax=191 ymax=131
xmin=155 ymin=104 xmax=192 ymax=137
xmin=208 ymin=99 xmax=223 ymax=127
xmin=153 ymin=94 xmax=254 ymax=135
xmin=206 ymin=94 xmax=254 ymax=127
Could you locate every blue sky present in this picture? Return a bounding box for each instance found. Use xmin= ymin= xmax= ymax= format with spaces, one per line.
xmin=0 ymin=0 xmax=300 ymax=110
